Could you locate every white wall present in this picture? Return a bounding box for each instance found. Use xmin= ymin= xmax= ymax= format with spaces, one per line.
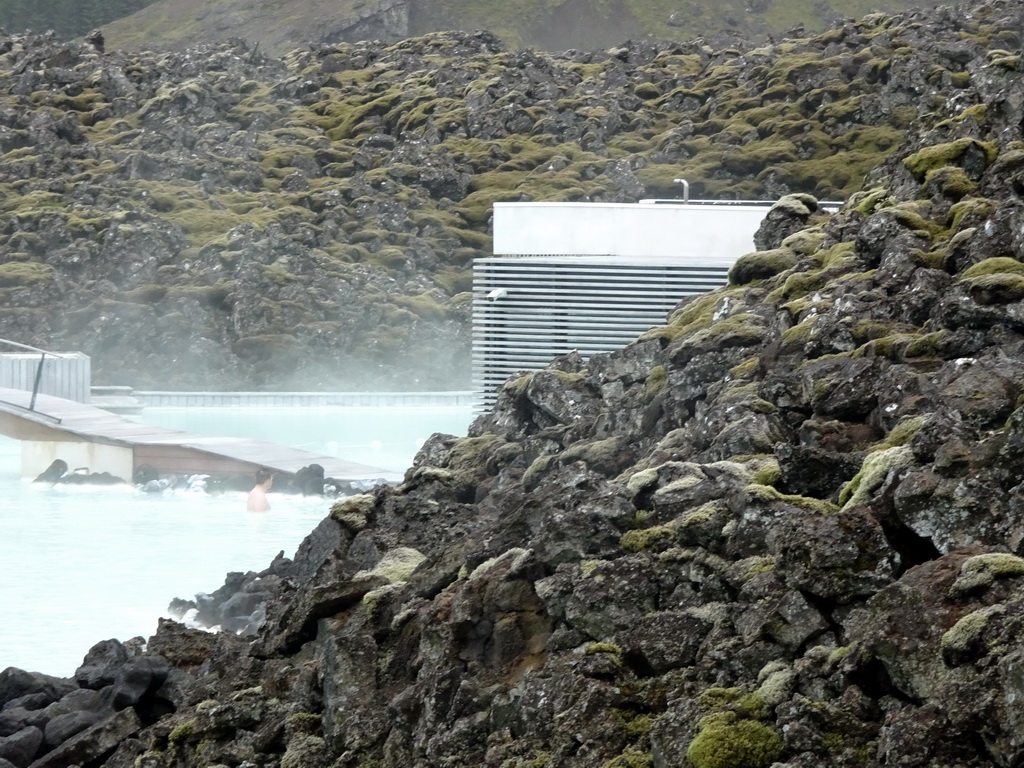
xmin=22 ymin=441 xmax=133 ymax=482
xmin=492 ymin=202 xmax=773 ymax=265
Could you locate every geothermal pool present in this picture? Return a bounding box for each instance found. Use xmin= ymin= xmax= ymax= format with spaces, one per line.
xmin=0 ymin=403 xmax=473 ymax=677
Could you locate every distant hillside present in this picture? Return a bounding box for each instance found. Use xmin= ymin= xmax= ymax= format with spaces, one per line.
xmin=98 ymin=0 xmax=945 ymax=54
xmin=0 ymin=0 xmax=156 ymax=39
xmin=0 ymin=1 xmax=1016 ymax=391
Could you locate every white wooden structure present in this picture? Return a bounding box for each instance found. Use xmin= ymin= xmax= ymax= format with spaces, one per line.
xmin=472 ymin=200 xmax=777 ymax=410
xmin=0 ymin=350 xmax=90 ymax=403
xmin=0 ymin=386 xmax=401 ymax=483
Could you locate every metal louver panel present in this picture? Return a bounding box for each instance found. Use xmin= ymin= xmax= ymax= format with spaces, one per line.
xmin=472 ymin=255 xmax=731 ymax=411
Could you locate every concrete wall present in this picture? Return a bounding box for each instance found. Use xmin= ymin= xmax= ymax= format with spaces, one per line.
xmin=22 ymin=440 xmax=133 ymax=482
xmin=492 ymin=201 xmax=774 ymax=262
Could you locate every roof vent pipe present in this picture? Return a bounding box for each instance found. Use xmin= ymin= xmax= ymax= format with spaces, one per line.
xmin=673 ymin=178 xmax=689 ymax=203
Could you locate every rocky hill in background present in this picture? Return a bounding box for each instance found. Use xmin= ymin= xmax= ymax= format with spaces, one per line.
xmin=97 ymin=0 xmax=945 ymax=56
xmin=6 ymin=1 xmax=1024 ymax=767
xmin=0 ymin=2 xmax=1002 ymax=390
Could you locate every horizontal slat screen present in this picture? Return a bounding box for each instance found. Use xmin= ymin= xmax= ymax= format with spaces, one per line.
xmin=472 ymin=256 xmax=731 ymax=410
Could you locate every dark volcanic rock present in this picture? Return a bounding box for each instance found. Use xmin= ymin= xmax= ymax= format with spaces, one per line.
xmin=0 ymin=727 xmax=41 ymax=768
xmin=105 ymin=656 xmax=169 ymax=711
xmin=75 ymin=640 xmax=130 ymax=690
xmin=0 ymin=671 xmax=73 ymax=712
xmin=43 ymin=711 xmax=103 ymax=749
xmin=28 ymin=708 xmax=140 ymax=768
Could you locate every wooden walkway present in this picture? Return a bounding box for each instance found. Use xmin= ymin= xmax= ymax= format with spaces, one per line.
xmin=0 ymin=387 xmax=403 ymax=483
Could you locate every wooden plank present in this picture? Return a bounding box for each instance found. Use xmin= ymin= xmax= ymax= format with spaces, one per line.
xmin=0 ymin=387 xmax=403 ymax=483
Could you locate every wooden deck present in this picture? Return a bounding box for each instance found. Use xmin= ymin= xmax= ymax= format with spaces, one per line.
xmin=0 ymin=387 xmax=403 ymax=483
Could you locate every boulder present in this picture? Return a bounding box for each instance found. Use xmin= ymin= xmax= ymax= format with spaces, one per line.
xmin=0 ymin=726 xmax=41 ymax=768
xmin=0 ymin=671 xmax=73 ymax=712
xmin=105 ymin=657 xmax=169 ymax=711
xmin=74 ymin=640 xmax=128 ymax=690
xmin=43 ymin=711 xmax=102 ymax=749
xmin=25 ymin=708 xmax=140 ymax=768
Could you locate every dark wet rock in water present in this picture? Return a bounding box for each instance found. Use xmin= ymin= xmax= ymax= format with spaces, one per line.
xmin=31 ymin=460 xmax=67 ymax=485
xmin=59 ymin=471 xmax=127 ymax=486
xmin=293 ymin=463 xmax=325 ymax=495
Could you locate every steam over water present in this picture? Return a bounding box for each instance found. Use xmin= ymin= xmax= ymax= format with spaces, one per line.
xmin=0 ymin=404 xmax=472 ymax=677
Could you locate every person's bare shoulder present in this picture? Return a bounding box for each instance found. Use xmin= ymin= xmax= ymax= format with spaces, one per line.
xmin=247 ymin=489 xmax=270 ymax=511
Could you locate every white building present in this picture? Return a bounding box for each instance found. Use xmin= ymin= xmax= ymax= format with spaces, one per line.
xmin=472 ymin=199 xmax=780 ymax=410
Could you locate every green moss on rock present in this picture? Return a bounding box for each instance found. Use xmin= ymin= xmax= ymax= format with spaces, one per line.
xmin=751 ymin=458 xmax=782 ymax=486
xmin=924 ymin=166 xmax=976 ymax=198
xmin=624 ymin=467 xmax=660 ymax=496
xmin=620 ymin=523 xmax=675 ymax=553
xmin=329 ymin=493 xmax=375 ymax=531
xmin=676 ymin=502 xmax=729 ymax=546
xmin=686 ymin=712 xmax=782 ymax=768
xmin=601 ymin=748 xmax=653 ymax=768
xmin=585 ymin=641 xmax=622 ymax=656
xmin=947 ymin=198 xmax=996 ymax=231
xmin=742 ymin=555 xmax=777 ymax=580
xmin=957 ymin=257 xmax=1024 ymax=303
xmin=746 ymin=483 xmax=838 ymax=513
xmin=561 ymin=436 xmax=630 ymax=475
xmin=940 ymin=604 xmax=1004 ymax=664
xmin=522 ymin=455 xmax=554 ymax=487
xmin=681 ymin=315 xmax=767 ymax=351
xmin=780 ymin=227 xmax=826 ymax=256
xmin=851 ymin=187 xmax=894 ymax=216
xmin=728 ymin=356 xmax=760 ymax=378
xmin=729 ymin=248 xmax=799 ymax=286
xmin=949 ymin=552 xmax=1024 ymax=597
xmin=354 ymin=547 xmax=426 ymax=583
xmin=840 ymin=446 xmax=915 ymax=509
xmin=902 ymin=138 xmax=999 ymax=180
xmin=645 ymin=365 xmax=668 ymax=395
xmin=281 ymin=734 xmax=329 ymax=768
xmin=167 ymin=719 xmax=197 ymax=746
xmin=285 ymin=712 xmax=323 ymax=735
xmin=394 ymin=292 xmax=448 ymax=321
xmin=634 ymin=82 xmax=661 ymax=100
xmin=873 ymin=416 xmax=927 ymax=451
xmin=960 ymin=257 xmax=1024 ymax=280
xmin=0 ymin=262 xmax=55 ymax=287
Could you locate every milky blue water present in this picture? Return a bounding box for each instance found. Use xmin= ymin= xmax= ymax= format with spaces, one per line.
xmin=137 ymin=405 xmax=471 ymax=475
xmin=0 ymin=405 xmax=472 ymax=677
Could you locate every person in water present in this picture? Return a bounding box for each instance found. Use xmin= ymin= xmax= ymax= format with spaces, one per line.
xmin=247 ymin=468 xmax=273 ymax=511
